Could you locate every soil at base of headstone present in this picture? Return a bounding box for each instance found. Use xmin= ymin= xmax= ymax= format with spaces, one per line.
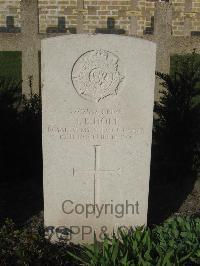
xmin=178 ymin=179 xmax=200 ymax=216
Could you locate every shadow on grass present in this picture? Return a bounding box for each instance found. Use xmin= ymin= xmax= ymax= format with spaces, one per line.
xmin=148 ymin=146 xmax=198 ymax=226
xmin=0 ymin=126 xmax=43 ymax=226
xmin=0 ymin=176 xmax=43 ymax=226
xmin=0 ymin=85 xmax=43 ymax=226
xmin=0 ymin=121 xmax=43 ymax=226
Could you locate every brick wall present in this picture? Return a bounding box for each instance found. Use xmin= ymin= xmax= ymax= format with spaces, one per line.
xmin=0 ymin=0 xmax=20 ymax=28
xmin=172 ymin=0 xmax=185 ymax=36
xmin=144 ymin=0 xmax=155 ymax=34
xmin=192 ymin=0 xmax=200 ymax=32
xmin=37 ymin=0 xmax=159 ymax=35
xmin=84 ymin=0 xmax=130 ymax=33
xmin=38 ymin=0 xmax=77 ymax=33
xmin=0 ymin=0 xmax=200 ymax=35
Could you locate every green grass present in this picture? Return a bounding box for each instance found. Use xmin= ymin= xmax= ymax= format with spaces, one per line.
xmin=0 ymin=51 xmax=22 ymax=82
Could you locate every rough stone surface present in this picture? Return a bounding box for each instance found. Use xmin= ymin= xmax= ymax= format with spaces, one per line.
xmin=42 ymin=34 xmax=156 ymax=243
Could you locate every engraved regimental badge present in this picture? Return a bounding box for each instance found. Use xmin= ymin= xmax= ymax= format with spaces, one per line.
xmin=71 ymin=50 xmax=124 ymax=102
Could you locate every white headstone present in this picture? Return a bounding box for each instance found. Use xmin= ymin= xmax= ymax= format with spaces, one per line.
xmin=42 ymin=34 xmax=156 ymax=243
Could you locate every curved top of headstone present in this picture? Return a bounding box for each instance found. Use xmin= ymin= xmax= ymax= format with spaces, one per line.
xmin=42 ymin=34 xmax=156 ymax=105
xmin=42 ymin=33 xmax=156 ymax=46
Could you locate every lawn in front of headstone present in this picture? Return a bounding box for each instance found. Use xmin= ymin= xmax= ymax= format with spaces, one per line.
xmin=0 ymin=51 xmax=22 ymax=82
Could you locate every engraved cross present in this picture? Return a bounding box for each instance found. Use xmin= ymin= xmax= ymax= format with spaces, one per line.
xmin=73 ymin=145 xmax=121 ymax=204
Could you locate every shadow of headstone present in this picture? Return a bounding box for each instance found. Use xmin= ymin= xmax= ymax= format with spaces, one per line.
xmin=95 ymin=17 xmax=125 ymax=34
xmin=191 ymin=31 xmax=200 ymax=36
xmin=0 ymin=16 xmax=21 ymax=33
xmin=144 ymin=16 xmax=154 ymax=35
xmin=0 ymin=92 xmax=43 ymax=226
xmin=148 ymin=139 xmax=199 ymax=226
xmin=46 ymin=16 xmax=76 ymax=34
